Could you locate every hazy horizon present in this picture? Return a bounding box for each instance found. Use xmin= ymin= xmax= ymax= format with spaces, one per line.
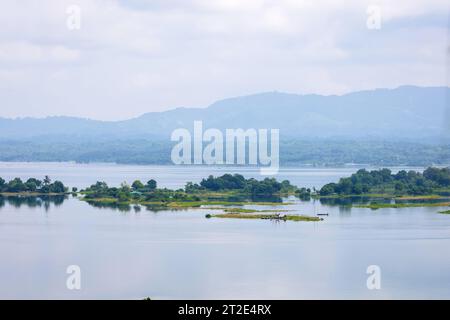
xmin=0 ymin=84 xmax=448 ymax=121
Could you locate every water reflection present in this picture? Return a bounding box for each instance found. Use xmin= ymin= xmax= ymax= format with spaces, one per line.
xmin=316 ymin=196 xmax=450 ymax=213
xmin=84 ymin=200 xmax=133 ymax=212
xmin=4 ymin=194 xmax=449 ymax=214
xmin=0 ymin=195 xmax=68 ymax=210
xmin=82 ymin=194 xmax=284 ymax=213
xmin=1 ymin=192 xmax=450 ymax=299
xmin=318 ymin=196 xmax=379 ymax=206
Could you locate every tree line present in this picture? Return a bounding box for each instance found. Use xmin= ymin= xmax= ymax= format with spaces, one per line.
xmin=81 ymin=174 xmax=297 ymax=202
xmin=4 ymin=167 xmax=450 ymax=199
xmin=319 ymin=167 xmax=450 ymax=196
xmin=0 ymin=176 xmax=68 ymax=193
xmin=186 ymin=174 xmax=297 ymax=196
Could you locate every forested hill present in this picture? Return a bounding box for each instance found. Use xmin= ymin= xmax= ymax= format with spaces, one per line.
xmin=0 ymin=86 xmax=449 ymax=166
xmin=0 ymin=86 xmax=449 ymax=140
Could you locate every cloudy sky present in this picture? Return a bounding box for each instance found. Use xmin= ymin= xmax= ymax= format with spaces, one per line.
xmin=0 ymin=0 xmax=448 ymax=120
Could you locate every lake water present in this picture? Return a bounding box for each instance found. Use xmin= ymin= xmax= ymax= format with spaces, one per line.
xmin=0 ymin=162 xmax=449 ymax=299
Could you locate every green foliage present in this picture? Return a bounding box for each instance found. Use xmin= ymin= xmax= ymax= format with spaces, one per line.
xmin=43 ymin=175 xmax=51 ymax=186
xmin=82 ymin=175 xmax=294 ymax=203
xmin=131 ymin=180 xmax=145 ymax=190
xmin=319 ymin=167 xmax=450 ymax=196
xmin=146 ymin=179 xmax=157 ymax=190
xmin=296 ymin=187 xmax=311 ymax=200
xmin=208 ymin=213 xmax=322 ymax=222
xmin=185 ymin=182 xmax=202 ymax=193
xmin=1 ymin=139 xmax=449 ymax=167
xmin=82 ymin=181 xmax=200 ymax=203
xmin=200 ymin=174 xmax=246 ymax=191
xmin=0 ymin=177 xmax=67 ymax=194
xmin=49 ymin=181 xmax=66 ymax=193
xmin=197 ymin=174 xmax=296 ymax=196
xmin=7 ymin=178 xmax=27 ymax=192
xmin=423 ymin=167 xmax=450 ymax=186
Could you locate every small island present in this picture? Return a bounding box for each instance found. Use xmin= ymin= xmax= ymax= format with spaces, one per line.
xmin=317 ymin=167 xmax=450 ymax=209
xmin=205 ymin=213 xmax=323 ymax=222
xmin=78 ymin=174 xmax=322 ymax=221
xmin=80 ymin=174 xmax=299 ymax=207
xmin=0 ymin=176 xmax=69 ymax=195
xmin=2 ymin=167 xmax=450 ymax=217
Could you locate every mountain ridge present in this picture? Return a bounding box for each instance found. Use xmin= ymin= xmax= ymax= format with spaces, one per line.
xmin=0 ymin=85 xmax=449 ymax=140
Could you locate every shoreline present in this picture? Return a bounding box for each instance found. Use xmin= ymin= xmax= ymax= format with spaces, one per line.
xmin=0 ymin=161 xmax=435 ymax=170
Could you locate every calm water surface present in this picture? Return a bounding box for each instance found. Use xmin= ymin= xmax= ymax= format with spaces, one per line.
xmin=0 ymin=162 xmax=449 ymax=299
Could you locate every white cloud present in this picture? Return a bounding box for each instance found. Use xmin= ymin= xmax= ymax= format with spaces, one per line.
xmin=0 ymin=0 xmax=447 ymax=120
xmin=0 ymin=42 xmax=80 ymax=62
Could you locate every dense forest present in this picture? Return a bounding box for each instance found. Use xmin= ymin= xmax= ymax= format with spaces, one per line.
xmin=319 ymin=167 xmax=450 ymax=196
xmin=0 ymin=176 xmax=68 ymax=193
xmin=0 ymin=139 xmax=449 ymax=167
xmin=187 ymin=173 xmax=297 ymax=196
xmin=3 ymin=167 xmax=450 ymax=200
xmin=82 ymin=174 xmax=298 ymax=203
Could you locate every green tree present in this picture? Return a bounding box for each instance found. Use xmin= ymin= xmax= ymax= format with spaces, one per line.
xmin=320 ymin=183 xmax=337 ymax=196
xmin=43 ymin=175 xmax=51 ymax=186
xmin=7 ymin=178 xmax=27 ymax=192
xmin=146 ymin=179 xmax=157 ymax=190
xmin=118 ymin=191 xmax=131 ymax=202
xmin=25 ymin=178 xmax=42 ymax=192
xmin=394 ymin=182 xmax=404 ymax=192
xmin=132 ymin=180 xmax=145 ymax=190
xmin=49 ymin=181 xmax=66 ymax=193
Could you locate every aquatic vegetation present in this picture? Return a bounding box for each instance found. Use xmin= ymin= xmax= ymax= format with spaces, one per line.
xmin=394 ymin=195 xmax=445 ymax=200
xmin=355 ymin=202 xmax=450 ymax=209
xmin=222 ymin=208 xmax=291 ymax=213
xmin=82 ymin=198 xmax=293 ymax=208
xmin=206 ymin=213 xmax=322 ymax=222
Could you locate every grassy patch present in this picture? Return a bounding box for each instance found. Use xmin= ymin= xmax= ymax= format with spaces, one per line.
xmin=438 ymin=210 xmax=450 ymax=214
xmin=394 ymin=195 xmax=445 ymax=200
xmin=165 ymin=201 xmax=292 ymax=208
xmin=316 ymin=193 xmax=392 ymax=199
xmin=80 ymin=197 xmax=123 ymax=204
xmin=222 ymin=208 xmax=291 ymax=213
xmin=355 ymin=202 xmax=450 ymax=209
xmin=318 ymin=193 xmax=450 ymax=200
xmin=206 ymin=213 xmax=322 ymax=222
xmin=285 ymin=215 xmax=323 ymax=222
xmin=80 ymin=198 xmax=293 ymax=208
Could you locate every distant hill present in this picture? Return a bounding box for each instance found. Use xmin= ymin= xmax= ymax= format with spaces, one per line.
xmin=1 ymin=85 xmax=449 ymax=141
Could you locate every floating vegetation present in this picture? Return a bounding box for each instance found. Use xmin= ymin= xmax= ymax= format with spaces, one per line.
xmin=205 ymin=213 xmax=322 ymax=222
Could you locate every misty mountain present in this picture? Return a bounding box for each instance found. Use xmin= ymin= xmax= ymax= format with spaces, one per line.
xmin=0 ymin=85 xmax=449 ymax=141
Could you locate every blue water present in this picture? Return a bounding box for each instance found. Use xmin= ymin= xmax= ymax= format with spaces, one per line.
xmin=0 ymin=163 xmax=449 ymax=299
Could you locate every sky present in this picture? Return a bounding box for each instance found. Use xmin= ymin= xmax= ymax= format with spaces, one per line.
xmin=0 ymin=0 xmax=449 ymax=120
